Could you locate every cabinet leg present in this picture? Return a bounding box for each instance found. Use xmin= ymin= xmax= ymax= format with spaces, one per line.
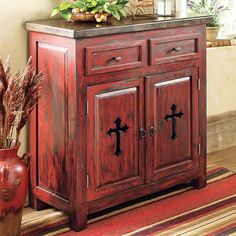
xmin=69 ymin=211 xmax=87 ymax=232
xmin=191 ymin=177 xmax=207 ymax=189
xmin=29 ymin=195 xmax=48 ymax=210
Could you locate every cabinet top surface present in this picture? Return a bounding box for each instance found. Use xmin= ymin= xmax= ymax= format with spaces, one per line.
xmin=26 ymin=14 xmax=211 ymax=39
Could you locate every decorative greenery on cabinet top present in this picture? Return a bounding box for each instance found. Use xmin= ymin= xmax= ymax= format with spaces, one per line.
xmin=51 ymin=0 xmax=128 ymax=23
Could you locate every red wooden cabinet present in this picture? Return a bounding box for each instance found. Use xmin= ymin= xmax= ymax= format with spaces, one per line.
xmin=27 ymin=18 xmax=208 ymax=231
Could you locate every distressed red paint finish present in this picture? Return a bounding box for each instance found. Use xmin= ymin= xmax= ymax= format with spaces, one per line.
xmin=27 ymin=18 xmax=209 ymax=231
xmin=0 ymin=145 xmax=29 ymax=236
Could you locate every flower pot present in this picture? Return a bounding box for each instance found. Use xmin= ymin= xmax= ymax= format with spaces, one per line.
xmin=0 ymin=145 xmax=29 ymax=236
xmin=206 ymin=26 xmax=220 ymax=41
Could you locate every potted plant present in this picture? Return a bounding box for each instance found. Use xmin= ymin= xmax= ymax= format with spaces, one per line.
xmin=0 ymin=57 xmax=43 ymax=236
xmin=51 ymin=0 xmax=128 ymax=23
xmin=187 ymin=0 xmax=228 ymax=41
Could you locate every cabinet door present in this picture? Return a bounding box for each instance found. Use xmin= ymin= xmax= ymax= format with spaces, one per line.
xmin=87 ymin=79 xmax=145 ymax=201
xmin=146 ymin=69 xmax=199 ymax=182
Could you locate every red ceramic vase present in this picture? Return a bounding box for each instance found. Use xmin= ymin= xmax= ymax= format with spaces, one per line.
xmin=0 ymin=145 xmax=29 ymax=236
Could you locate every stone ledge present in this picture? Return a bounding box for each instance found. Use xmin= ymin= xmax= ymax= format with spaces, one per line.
xmin=207 ymin=110 xmax=236 ymax=153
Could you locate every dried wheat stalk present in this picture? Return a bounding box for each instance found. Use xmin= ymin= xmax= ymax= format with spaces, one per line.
xmin=0 ymin=57 xmax=44 ymax=149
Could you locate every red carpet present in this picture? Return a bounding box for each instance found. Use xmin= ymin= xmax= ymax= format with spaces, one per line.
xmin=21 ymin=165 xmax=236 ymax=235
xmin=60 ymin=169 xmax=236 ymax=235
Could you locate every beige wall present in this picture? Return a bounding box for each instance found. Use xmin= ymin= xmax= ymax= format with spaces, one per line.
xmin=0 ymin=0 xmax=60 ymax=155
xmin=207 ymin=46 xmax=236 ymax=117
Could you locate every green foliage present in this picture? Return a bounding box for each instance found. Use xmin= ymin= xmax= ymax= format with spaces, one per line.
xmin=187 ymin=0 xmax=229 ymax=27
xmin=51 ymin=0 xmax=128 ymax=21
xmin=51 ymin=2 xmax=75 ymax=20
xmin=51 ymin=8 xmax=60 ymax=17
xmin=105 ymin=2 xmax=128 ymax=20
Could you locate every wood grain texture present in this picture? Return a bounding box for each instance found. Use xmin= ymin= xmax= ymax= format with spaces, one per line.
xmin=86 ymin=40 xmax=145 ymax=75
xmin=88 ymin=167 xmax=200 ymax=213
xmin=87 ymin=79 xmax=145 ymax=201
xmin=195 ymin=24 xmax=207 ymax=189
xmin=208 ymin=146 xmax=236 ymax=173
xmin=28 ymin=19 xmax=207 ymax=231
xmin=29 ymin=33 xmax=87 ymax=231
xmin=145 ymin=69 xmax=199 ymax=182
xmin=76 ymin=25 xmax=202 ymax=86
xmin=149 ymin=33 xmax=201 ymax=65
xmin=37 ymin=42 xmax=69 ymax=200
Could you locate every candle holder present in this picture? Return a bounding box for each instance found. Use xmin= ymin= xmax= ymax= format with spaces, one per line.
xmin=155 ymin=0 xmax=176 ymax=17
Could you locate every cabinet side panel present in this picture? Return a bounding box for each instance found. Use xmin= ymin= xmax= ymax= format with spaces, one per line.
xmin=37 ymin=42 xmax=69 ymax=200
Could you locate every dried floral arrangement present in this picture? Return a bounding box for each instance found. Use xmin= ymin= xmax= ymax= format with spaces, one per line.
xmin=187 ymin=0 xmax=228 ymax=27
xmin=0 ymin=57 xmax=44 ymax=149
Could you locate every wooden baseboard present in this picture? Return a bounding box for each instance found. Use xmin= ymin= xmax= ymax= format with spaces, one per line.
xmin=207 ymin=110 xmax=236 ymax=153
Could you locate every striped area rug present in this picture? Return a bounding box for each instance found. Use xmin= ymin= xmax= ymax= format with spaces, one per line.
xmin=21 ymin=164 xmax=236 ymax=236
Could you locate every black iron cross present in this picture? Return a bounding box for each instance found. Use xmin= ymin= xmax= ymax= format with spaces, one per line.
xmin=164 ymin=104 xmax=183 ymax=140
xmin=107 ymin=117 xmax=129 ymax=156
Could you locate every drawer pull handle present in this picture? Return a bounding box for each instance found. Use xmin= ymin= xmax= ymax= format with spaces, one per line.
xmin=139 ymin=128 xmax=146 ymax=138
xmin=112 ymin=56 xmax=122 ymax=62
xmin=150 ymin=126 xmax=157 ymax=136
xmin=172 ymin=47 xmax=181 ymax=52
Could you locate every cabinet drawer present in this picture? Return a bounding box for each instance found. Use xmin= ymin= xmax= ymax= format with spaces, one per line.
xmin=149 ymin=33 xmax=201 ymax=65
xmin=86 ymin=41 xmax=145 ymax=75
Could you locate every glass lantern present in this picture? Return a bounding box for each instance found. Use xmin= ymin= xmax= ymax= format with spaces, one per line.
xmin=154 ymin=0 xmax=176 ymax=17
